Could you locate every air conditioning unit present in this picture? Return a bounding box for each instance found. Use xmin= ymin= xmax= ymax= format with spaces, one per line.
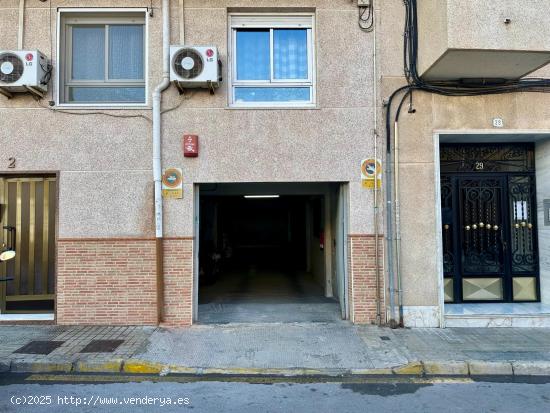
xmin=0 ymin=50 xmax=50 ymax=99
xmin=170 ymin=46 xmax=221 ymax=93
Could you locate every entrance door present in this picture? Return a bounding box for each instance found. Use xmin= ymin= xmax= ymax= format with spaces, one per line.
xmin=440 ymin=144 xmax=540 ymax=303
xmin=0 ymin=177 xmax=56 ymax=313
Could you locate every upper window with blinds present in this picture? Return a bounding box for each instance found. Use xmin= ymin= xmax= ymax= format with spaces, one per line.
xmin=59 ymin=11 xmax=147 ymax=106
xmin=229 ymin=14 xmax=315 ymax=108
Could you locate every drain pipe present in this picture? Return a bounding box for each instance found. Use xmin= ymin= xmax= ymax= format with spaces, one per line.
xmin=18 ymin=0 xmax=25 ymax=49
xmin=393 ymin=121 xmax=404 ymax=327
xmin=153 ymin=0 xmax=171 ymax=324
xmin=385 ymin=117 xmax=397 ymax=328
xmin=371 ymin=5 xmax=382 ymax=326
xmin=179 ymin=0 xmax=185 ymax=44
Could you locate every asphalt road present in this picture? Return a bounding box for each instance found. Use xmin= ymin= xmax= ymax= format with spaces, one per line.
xmin=0 ymin=374 xmax=549 ymax=413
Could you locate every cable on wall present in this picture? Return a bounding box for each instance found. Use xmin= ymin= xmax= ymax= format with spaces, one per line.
xmin=384 ymin=0 xmax=550 ymax=328
xmin=358 ymin=0 xmax=375 ymax=32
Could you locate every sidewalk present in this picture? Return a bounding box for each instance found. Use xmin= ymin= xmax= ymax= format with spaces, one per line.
xmin=1 ymin=322 xmax=550 ymax=377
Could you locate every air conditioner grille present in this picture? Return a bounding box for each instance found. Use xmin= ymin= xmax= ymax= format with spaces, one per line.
xmin=173 ymin=48 xmax=204 ymax=79
xmin=0 ymin=53 xmax=24 ymax=84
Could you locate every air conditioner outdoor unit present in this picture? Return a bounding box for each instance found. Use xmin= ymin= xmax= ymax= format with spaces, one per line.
xmin=0 ymin=50 xmax=50 ymax=99
xmin=170 ymin=46 xmax=221 ymax=93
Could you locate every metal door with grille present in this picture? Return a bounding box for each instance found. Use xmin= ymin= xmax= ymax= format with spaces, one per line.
xmin=0 ymin=177 xmax=56 ymax=313
xmin=440 ymin=144 xmax=540 ymax=303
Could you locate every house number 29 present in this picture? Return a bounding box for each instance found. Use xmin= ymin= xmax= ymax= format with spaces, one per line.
xmin=7 ymin=158 xmax=16 ymax=168
xmin=475 ymin=161 xmax=484 ymax=170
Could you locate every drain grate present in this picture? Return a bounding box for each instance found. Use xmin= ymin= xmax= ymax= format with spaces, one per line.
xmin=14 ymin=341 xmax=64 ymax=355
xmin=380 ymin=336 xmax=391 ymax=341
xmin=80 ymin=340 xmax=124 ymax=353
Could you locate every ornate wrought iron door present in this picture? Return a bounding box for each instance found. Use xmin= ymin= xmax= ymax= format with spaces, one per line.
xmin=440 ymin=144 xmax=540 ymax=303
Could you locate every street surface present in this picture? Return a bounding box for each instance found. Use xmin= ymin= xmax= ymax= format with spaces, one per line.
xmin=0 ymin=374 xmax=549 ymax=412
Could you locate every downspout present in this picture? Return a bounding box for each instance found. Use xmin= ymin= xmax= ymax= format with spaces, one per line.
xmin=179 ymin=0 xmax=185 ymax=44
xmin=372 ymin=7 xmax=382 ymax=326
xmin=394 ymin=121 xmax=404 ymax=326
xmin=18 ymin=0 xmax=25 ymax=49
xmin=385 ymin=119 xmax=397 ymax=328
xmin=153 ymin=0 xmax=171 ymax=324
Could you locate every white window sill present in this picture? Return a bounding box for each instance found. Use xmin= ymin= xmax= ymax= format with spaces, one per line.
xmin=227 ymin=104 xmax=319 ymax=110
xmin=54 ymin=104 xmax=150 ymax=110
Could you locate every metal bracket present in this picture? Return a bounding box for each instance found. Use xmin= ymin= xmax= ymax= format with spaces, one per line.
xmin=174 ymin=80 xmax=186 ymax=95
xmin=0 ymin=88 xmax=13 ymax=99
xmin=24 ymin=85 xmax=46 ymax=99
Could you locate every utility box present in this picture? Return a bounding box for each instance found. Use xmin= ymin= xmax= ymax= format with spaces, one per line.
xmin=416 ymin=0 xmax=550 ymax=80
xmin=183 ymin=134 xmax=199 ymax=158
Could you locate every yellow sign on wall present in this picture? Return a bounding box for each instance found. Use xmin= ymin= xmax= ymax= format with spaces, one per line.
xmin=361 ymin=159 xmax=382 ymax=189
xmin=162 ymin=168 xmax=183 ymax=199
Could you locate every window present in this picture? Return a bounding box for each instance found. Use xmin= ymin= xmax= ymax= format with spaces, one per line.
xmin=229 ymin=14 xmax=315 ymax=107
xmin=59 ymin=11 xmax=146 ymax=105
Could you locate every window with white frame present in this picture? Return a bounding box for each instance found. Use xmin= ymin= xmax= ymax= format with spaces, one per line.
xmin=59 ymin=11 xmax=146 ymax=105
xmin=229 ymin=14 xmax=315 ymax=107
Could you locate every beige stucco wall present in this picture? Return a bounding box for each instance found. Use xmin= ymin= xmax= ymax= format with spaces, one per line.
xmin=0 ymin=0 xmax=377 ymax=239
xmin=380 ymin=0 xmax=550 ymax=322
xmin=416 ymin=0 xmax=550 ymax=78
xmin=536 ymin=140 xmax=550 ymax=305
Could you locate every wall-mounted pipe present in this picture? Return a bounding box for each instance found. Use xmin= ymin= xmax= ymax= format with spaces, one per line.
xmin=153 ymin=0 xmax=171 ymax=324
xmin=179 ymin=0 xmax=185 ymax=44
xmin=371 ymin=1 xmax=382 ymax=326
xmin=393 ymin=120 xmax=404 ymax=326
xmin=18 ymin=0 xmax=25 ymax=49
xmin=385 ymin=122 xmax=397 ymax=328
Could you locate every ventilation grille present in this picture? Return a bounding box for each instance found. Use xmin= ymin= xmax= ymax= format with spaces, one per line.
xmin=172 ymin=48 xmax=204 ymax=80
xmin=0 ymin=53 xmax=24 ymax=84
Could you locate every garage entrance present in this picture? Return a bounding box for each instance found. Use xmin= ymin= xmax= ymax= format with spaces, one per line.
xmin=194 ymin=183 xmax=349 ymax=324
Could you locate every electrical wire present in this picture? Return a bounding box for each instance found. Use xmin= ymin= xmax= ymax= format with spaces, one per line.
xmin=388 ymin=0 xmax=550 ymax=151
xmin=383 ymin=0 xmax=550 ymax=327
xmin=161 ymin=90 xmax=195 ymax=114
xmin=34 ymin=97 xmax=153 ymax=122
xmin=358 ymin=0 xmax=375 ymax=32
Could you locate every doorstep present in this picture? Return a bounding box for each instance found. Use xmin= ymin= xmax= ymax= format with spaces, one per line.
xmin=445 ymin=303 xmax=550 ymax=327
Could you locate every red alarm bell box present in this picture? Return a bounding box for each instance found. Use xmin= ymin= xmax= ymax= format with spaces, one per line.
xmin=183 ymin=134 xmax=199 ymax=157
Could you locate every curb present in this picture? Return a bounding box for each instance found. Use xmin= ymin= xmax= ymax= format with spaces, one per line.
xmin=2 ymin=359 xmax=550 ymax=377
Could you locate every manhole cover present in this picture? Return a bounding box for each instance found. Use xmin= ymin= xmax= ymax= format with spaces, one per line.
xmin=14 ymin=341 xmax=64 ymax=355
xmin=80 ymin=340 xmax=124 ymax=353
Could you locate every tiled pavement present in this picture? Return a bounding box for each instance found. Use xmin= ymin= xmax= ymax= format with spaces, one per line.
xmin=1 ymin=323 xmax=550 ymax=372
xmin=0 ymin=325 xmax=155 ymax=364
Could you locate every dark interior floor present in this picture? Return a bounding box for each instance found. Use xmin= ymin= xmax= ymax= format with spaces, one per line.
xmin=198 ymin=269 xmax=341 ymax=324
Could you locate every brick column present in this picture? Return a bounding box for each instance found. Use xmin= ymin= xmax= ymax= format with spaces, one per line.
xmin=162 ymin=238 xmax=194 ymax=327
xmin=348 ymin=234 xmax=385 ymax=324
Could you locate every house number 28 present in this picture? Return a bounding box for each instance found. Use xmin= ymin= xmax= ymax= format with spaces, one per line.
xmin=475 ymin=161 xmax=484 ymax=170
xmin=7 ymin=158 xmax=16 ymax=168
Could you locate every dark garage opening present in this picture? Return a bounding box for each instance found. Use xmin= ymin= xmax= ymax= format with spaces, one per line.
xmin=198 ymin=190 xmax=341 ymax=323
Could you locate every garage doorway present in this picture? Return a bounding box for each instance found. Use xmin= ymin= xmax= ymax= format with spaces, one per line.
xmin=194 ymin=183 xmax=349 ymax=324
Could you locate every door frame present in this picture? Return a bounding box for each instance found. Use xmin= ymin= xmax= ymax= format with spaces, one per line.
xmin=434 ymin=131 xmax=550 ymax=321
xmin=0 ymin=173 xmax=59 ymax=316
xmin=192 ymin=182 xmax=350 ymax=322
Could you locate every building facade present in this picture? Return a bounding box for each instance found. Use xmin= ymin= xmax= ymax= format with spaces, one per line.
xmin=0 ymin=0 xmax=549 ymax=328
